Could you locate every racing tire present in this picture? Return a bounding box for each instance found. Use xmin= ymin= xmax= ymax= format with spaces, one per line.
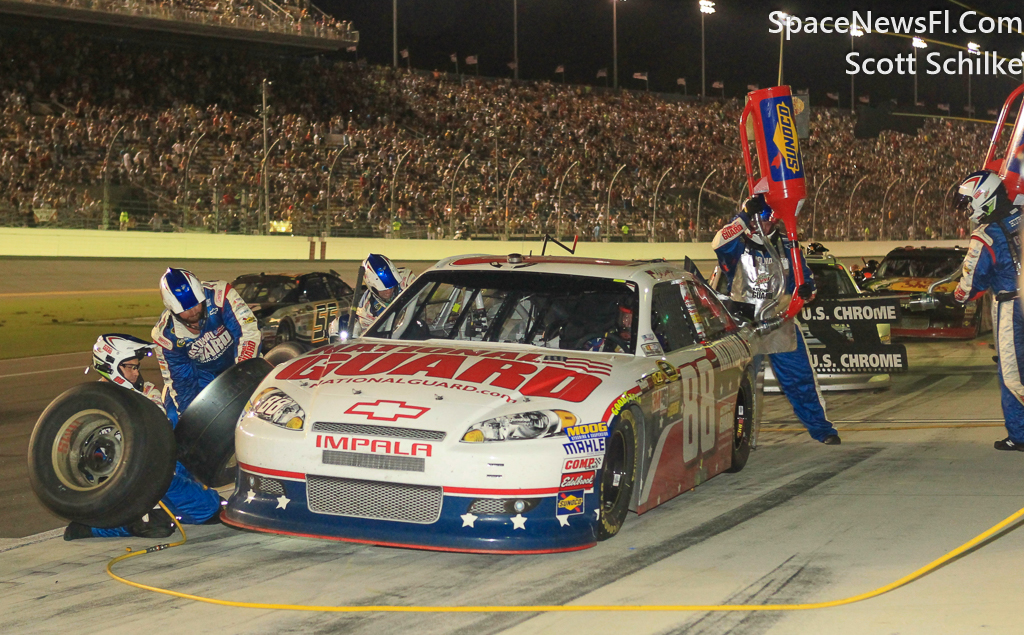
xmin=264 ymin=341 xmax=310 ymax=366
xmin=725 ymin=374 xmax=754 ymax=473
xmin=27 ymin=382 xmax=176 ymax=528
xmin=275 ymin=320 xmax=295 ymax=346
xmin=175 ymin=358 xmax=273 ymax=487
xmin=595 ymin=406 xmax=639 ymax=541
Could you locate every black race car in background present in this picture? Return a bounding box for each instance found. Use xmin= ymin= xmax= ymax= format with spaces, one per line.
xmin=863 ymin=246 xmax=991 ymax=339
xmin=231 ymin=272 xmax=354 ymax=349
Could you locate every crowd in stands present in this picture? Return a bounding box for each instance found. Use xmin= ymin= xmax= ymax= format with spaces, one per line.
xmin=0 ymin=28 xmax=986 ymax=242
xmin=18 ymin=0 xmax=354 ymax=41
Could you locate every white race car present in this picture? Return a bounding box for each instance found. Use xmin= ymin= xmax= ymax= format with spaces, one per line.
xmin=223 ymin=254 xmax=762 ymax=553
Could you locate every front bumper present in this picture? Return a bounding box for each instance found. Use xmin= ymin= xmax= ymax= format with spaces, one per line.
xmin=222 ymin=464 xmax=598 ymax=553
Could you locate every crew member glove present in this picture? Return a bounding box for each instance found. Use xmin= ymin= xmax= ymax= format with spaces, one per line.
xmin=797 ymin=282 xmax=815 ymax=301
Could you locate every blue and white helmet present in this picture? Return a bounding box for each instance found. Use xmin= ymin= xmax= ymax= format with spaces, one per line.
xmin=956 ymin=170 xmax=1011 ymax=223
xmin=160 ymin=268 xmax=204 ymax=314
xmin=362 ymin=254 xmax=402 ymax=303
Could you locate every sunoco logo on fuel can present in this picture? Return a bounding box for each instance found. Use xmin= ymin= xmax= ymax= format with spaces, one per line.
xmin=761 ymin=96 xmax=803 ymax=181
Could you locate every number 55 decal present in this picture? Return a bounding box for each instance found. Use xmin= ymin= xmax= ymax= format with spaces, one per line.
xmin=312 ymin=302 xmax=339 ymax=344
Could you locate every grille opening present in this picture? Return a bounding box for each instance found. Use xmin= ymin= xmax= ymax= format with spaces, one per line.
xmin=467 ymin=498 xmax=541 ymax=515
xmin=306 ymin=475 xmax=442 ymax=524
xmin=312 ymin=421 xmax=445 ymax=440
xmin=322 ymin=450 xmax=425 ymax=472
xmin=242 ymin=473 xmax=284 ymax=496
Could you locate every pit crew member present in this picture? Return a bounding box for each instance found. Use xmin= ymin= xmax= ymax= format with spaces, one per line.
xmin=152 ymin=268 xmax=260 ymax=424
xmin=64 ymin=334 xmax=221 ymax=540
xmin=713 ymin=195 xmax=841 ymax=445
xmin=352 ymin=254 xmax=414 ymax=337
xmin=952 ymin=170 xmax=1024 ymax=452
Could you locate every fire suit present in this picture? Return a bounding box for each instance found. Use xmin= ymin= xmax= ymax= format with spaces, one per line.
xmin=713 ymin=217 xmax=838 ymax=442
xmin=954 ymin=209 xmax=1024 ymax=444
xmin=152 ymin=280 xmax=260 ymax=424
xmin=89 ymin=380 xmax=221 ymax=537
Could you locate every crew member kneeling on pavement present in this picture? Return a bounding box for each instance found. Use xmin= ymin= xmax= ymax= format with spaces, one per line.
xmin=713 ymin=195 xmax=841 ymax=445
xmin=64 ymin=334 xmax=222 ymax=540
xmin=153 ymin=268 xmax=260 ymax=424
xmin=953 ymin=170 xmax=1024 ymax=452
xmin=352 ymin=253 xmax=414 ymax=337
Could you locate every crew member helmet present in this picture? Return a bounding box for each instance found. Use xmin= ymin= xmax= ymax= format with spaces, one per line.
xmin=91 ymin=334 xmax=154 ymax=391
xmin=159 ymin=268 xmax=207 ymax=329
xmin=956 ymin=170 xmax=1013 ymax=223
xmin=742 ymin=195 xmax=778 ymax=245
xmin=362 ymin=254 xmax=402 ymax=304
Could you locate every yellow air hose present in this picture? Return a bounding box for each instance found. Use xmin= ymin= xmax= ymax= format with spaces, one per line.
xmin=104 ymin=500 xmax=1024 ymax=613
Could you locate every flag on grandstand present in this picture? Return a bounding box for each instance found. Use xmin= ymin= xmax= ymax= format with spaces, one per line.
xmin=988 ymin=108 xmax=998 ymax=116
xmin=450 ymin=53 xmax=457 ymax=63
xmin=597 ymin=68 xmax=608 ymax=78
xmin=677 ymin=78 xmax=686 ymax=86
xmin=858 ymin=95 xmax=870 ymax=103
xmin=466 ymin=55 xmax=478 ymax=65
xmin=400 ymin=49 xmax=409 ymax=59
xmin=916 ymin=101 xmax=926 ymax=107
xmin=346 ymin=45 xmax=357 ymax=52
xmin=508 ymin=61 xmax=517 ymax=70
xmin=826 ymin=92 xmax=839 ymax=101
xmin=556 ymin=65 xmax=564 ymax=74
xmin=633 ymin=72 xmax=648 ymax=81
xmin=964 ymin=105 xmax=975 ymax=114
xmin=712 ymin=81 xmax=723 ymax=89
xmin=938 ymin=103 xmax=950 ymax=112
xmin=747 ymin=84 xmax=759 ymax=91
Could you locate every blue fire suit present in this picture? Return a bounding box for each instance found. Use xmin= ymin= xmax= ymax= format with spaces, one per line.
xmin=713 ymin=217 xmax=838 ymax=442
xmin=954 ymin=210 xmax=1024 ymax=443
xmin=152 ymin=280 xmax=260 ymax=424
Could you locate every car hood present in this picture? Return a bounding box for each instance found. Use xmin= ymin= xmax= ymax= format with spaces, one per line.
xmin=257 ymin=338 xmax=657 ymax=433
xmin=865 ymin=277 xmax=958 ymax=294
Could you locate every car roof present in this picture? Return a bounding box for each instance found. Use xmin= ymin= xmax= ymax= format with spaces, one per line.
xmin=434 ymin=254 xmax=696 ymax=285
xmin=882 ymin=246 xmax=967 ymax=258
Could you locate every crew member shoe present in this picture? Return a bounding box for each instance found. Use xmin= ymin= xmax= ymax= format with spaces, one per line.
xmin=994 ymin=437 xmax=1024 ymax=451
xmin=822 ymin=435 xmax=842 ymax=445
xmin=63 ymin=522 xmax=93 ymax=541
xmin=127 ymin=506 xmax=175 ymax=539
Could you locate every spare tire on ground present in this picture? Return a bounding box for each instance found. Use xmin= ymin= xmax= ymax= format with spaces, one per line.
xmin=27 ymin=382 xmax=176 ymax=528
xmin=175 ymin=358 xmax=273 ymax=488
xmin=264 ymin=341 xmax=312 ymax=367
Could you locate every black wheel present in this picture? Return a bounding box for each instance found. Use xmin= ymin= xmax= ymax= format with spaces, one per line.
xmin=725 ymin=374 xmax=754 ymax=473
xmin=595 ymin=406 xmax=639 ymax=541
xmin=27 ymin=382 xmax=176 ymax=528
xmin=176 ymin=358 xmax=273 ymax=487
xmin=276 ymin=320 xmax=295 ymax=346
xmin=264 ymin=341 xmax=310 ymax=366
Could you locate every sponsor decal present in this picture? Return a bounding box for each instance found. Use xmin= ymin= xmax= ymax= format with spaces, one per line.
xmin=57 ymin=419 xmax=83 ymax=454
xmin=562 ymin=437 xmax=606 ymax=455
xmin=667 ymin=400 xmax=680 ymax=417
xmin=559 ymin=471 xmax=596 ymax=490
xmin=720 ymin=222 xmax=745 ymax=241
xmin=764 ymin=98 xmax=803 ymax=179
xmin=242 ymin=316 xmax=256 ymax=325
xmin=186 ymin=326 xmax=234 ymax=363
xmin=102 ymin=344 xmax=114 ymax=355
xmin=810 ymin=350 xmax=907 ymax=374
xmin=564 ymin=422 xmax=609 ymax=442
xmin=799 ymin=298 xmax=900 ymax=324
xmin=315 ymin=435 xmax=432 ymax=457
xmin=344 ymin=400 xmax=429 ymax=422
xmin=642 ymin=342 xmax=665 ymax=357
xmin=651 ymin=387 xmax=666 ymax=414
xmin=556 ymin=489 xmax=585 ymax=516
xmin=239 ymin=340 xmax=257 ymax=360
xmin=609 ymin=392 xmax=641 ymax=417
xmin=563 ymin=456 xmax=603 ymax=471
xmin=274 ymin=343 xmax=605 ymax=402
xmin=641 ymin=333 xmax=657 ymax=342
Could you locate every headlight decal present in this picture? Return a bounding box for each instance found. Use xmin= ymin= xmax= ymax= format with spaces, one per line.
xmin=249 ymin=387 xmax=306 ymax=430
xmin=461 ymin=410 xmax=576 ymax=443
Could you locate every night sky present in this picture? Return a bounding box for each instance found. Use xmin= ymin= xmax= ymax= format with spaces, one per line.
xmin=322 ymin=0 xmax=1024 ymax=115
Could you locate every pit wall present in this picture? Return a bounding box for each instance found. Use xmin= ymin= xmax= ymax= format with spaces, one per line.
xmin=0 ymin=228 xmax=970 ymax=261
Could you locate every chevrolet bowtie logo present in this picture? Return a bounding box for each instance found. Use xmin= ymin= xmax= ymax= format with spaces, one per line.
xmin=344 ymin=400 xmax=430 ymax=422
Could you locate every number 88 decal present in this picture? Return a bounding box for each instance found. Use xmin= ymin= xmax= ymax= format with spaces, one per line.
xmin=682 ymin=358 xmax=715 ymax=464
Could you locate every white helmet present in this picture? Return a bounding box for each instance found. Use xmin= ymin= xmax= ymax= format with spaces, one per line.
xmin=362 ymin=254 xmax=402 ymax=304
xmin=956 ymin=170 xmax=1012 ymax=223
xmin=160 ymin=268 xmax=207 ymax=328
xmin=92 ymin=334 xmax=154 ymax=391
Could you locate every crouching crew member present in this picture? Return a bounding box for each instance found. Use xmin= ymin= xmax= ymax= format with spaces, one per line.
xmin=352 ymin=254 xmax=415 ymax=336
xmin=64 ymin=334 xmax=221 ymax=540
xmin=953 ymin=170 xmax=1024 ymax=452
xmin=713 ymin=195 xmax=841 ymax=445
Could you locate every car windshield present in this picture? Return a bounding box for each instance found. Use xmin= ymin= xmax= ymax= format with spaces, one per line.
xmin=236 ymin=277 xmax=298 ymax=304
xmin=875 ymin=252 xmax=963 ymax=279
xmin=809 ymin=263 xmax=859 ymax=297
xmin=366 ymin=270 xmax=639 ymax=354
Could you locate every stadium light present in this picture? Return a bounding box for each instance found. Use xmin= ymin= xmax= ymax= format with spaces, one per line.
xmin=850 ymin=25 xmax=863 ymax=113
xmin=699 ymin=1 xmax=715 ymax=99
xmin=968 ymin=41 xmax=980 ymax=54
xmin=777 ymin=11 xmax=789 ymax=84
xmin=967 ymin=42 xmax=981 ymax=115
xmin=912 ymin=38 xmax=926 ymax=107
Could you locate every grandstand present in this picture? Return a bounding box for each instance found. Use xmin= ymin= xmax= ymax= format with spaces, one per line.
xmin=0 ymin=16 xmax=983 ymax=243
